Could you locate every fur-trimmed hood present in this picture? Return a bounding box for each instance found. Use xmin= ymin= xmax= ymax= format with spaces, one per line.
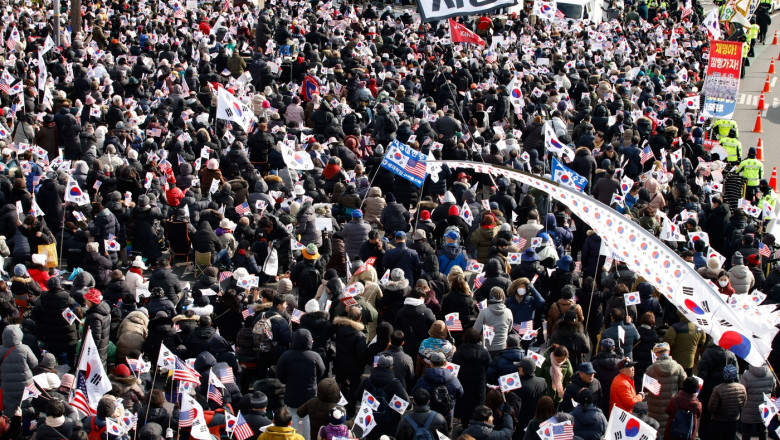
xmin=333 ymin=316 xmax=364 ymax=331
xmin=382 ymin=278 xmax=409 ymax=291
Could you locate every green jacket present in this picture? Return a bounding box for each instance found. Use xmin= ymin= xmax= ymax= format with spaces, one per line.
xmin=539 ymin=348 xmax=574 ymax=403
xmin=663 ymin=318 xmax=706 ymax=369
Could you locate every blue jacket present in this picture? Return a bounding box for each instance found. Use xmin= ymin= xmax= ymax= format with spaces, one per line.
xmin=600 ymin=321 xmax=640 ymax=359
xmin=411 ymin=367 xmax=464 ymax=403
xmin=504 ymin=285 xmax=545 ymax=323
xmin=384 ymin=242 xmax=421 ymax=283
xmin=570 ymin=404 xmax=608 ymax=440
xmin=487 ymin=347 xmax=524 ymax=383
xmin=437 ymin=244 xmax=468 ymax=276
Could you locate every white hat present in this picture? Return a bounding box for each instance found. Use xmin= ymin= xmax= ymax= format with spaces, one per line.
xmin=293 ymin=185 xmax=305 ymax=196
xmin=31 ymin=253 xmax=47 ymax=266
xmin=219 ymin=218 xmax=236 ymax=230
xmin=131 ymin=256 xmax=148 ymax=270
xmin=207 ymin=158 xmax=219 ymax=170
xmin=305 ymin=299 xmax=320 ymax=313
xmin=233 ymin=267 xmax=249 ymax=279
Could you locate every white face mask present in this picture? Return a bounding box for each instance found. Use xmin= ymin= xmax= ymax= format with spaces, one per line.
xmin=718 ymin=280 xmax=728 ymax=287
xmin=517 ymin=288 xmax=526 ymax=296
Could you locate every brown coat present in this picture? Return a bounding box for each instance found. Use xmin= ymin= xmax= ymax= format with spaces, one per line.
xmin=199 ymin=168 xmax=225 ymax=195
xmin=363 ymin=187 xmax=386 ymax=226
xmin=547 ymin=299 xmax=584 ymax=335
xmin=297 ymin=378 xmax=341 ymax=440
xmin=115 ymin=311 xmax=149 ymax=359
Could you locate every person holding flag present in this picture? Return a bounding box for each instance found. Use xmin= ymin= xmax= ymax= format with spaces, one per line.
xmin=644 ymin=342 xmax=687 ymax=430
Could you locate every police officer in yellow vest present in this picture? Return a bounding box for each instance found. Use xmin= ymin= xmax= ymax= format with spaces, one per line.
xmin=712 ymin=119 xmax=739 ymax=139
xmin=737 ymin=147 xmax=764 ymax=200
xmin=720 ymin=128 xmax=743 ymax=164
xmin=758 ymin=179 xmax=777 ymax=216
xmin=748 ymin=18 xmax=760 ymax=56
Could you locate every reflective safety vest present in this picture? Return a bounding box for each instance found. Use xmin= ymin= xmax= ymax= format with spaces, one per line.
xmin=759 ymin=190 xmax=777 ymax=212
xmin=712 ymin=119 xmax=738 ymax=138
xmin=744 ymin=40 xmax=751 ymax=55
xmin=738 ymin=158 xmax=763 ymax=186
xmin=749 ymin=24 xmax=760 ymax=41
xmin=720 ymin=136 xmax=743 ymax=162
xmin=762 ymin=0 xmax=772 ymax=5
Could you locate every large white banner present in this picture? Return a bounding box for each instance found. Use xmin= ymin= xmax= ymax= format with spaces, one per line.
xmin=417 ymin=0 xmax=517 ymax=22
xmin=430 ymin=160 xmax=775 ymax=367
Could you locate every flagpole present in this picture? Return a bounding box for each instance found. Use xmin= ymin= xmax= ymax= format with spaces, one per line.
xmin=143 ymin=367 xmax=160 ymax=426
xmin=433 ymin=44 xmax=498 ymax=190
xmin=58 ymin=201 xmax=67 ymax=271
xmin=358 ymin=146 xmax=390 ymax=211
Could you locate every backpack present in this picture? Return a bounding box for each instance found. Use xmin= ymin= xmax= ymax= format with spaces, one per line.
xmin=297 ymin=263 xmax=322 ymax=296
xmin=429 ymin=379 xmax=453 ymax=417
xmin=368 ymin=381 xmax=396 ymax=425
xmin=403 ymin=412 xmax=436 ymax=440
xmin=669 ymin=397 xmax=694 ymax=439
xmin=252 ymin=312 xmax=282 ymax=353
xmin=88 ymin=418 xmax=107 ymax=440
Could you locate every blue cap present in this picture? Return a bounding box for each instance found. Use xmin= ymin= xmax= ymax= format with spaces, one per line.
xmin=579 ymin=362 xmax=595 ymax=374
xmin=395 ymin=231 xmax=407 ymax=238
xmin=444 ymin=230 xmax=459 ymax=240
xmin=352 ymin=209 xmax=363 ymax=219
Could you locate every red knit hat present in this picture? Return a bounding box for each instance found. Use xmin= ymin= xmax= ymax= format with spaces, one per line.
xmin=449 ymin=205 xmax=460 ymax=216
xmin=420 ymin=210 xmax=431 ymax=220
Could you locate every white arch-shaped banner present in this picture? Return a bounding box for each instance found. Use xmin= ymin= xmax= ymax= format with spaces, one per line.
xmin=431 ymin=160 xmax=773 ymax=367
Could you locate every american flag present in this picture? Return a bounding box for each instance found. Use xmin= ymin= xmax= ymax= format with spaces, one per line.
xmin=207 ymin=383 xmax=223 ymax=405
xmin=69 ymin=370 xmax=94 ymax=416
xmin=404 ymin=156 xmax=427 ymax=179
xmin=179 ymin=407 xmax=195 ymax=427
xmin=640 ymin=145 xmax=655 ymax=164
xmin=643 ymin=374 xmax=662 ymax=395
xmin=219 ymin=367 xmax=235 ymax=385
xmin=513 ymin=320 xmax=534 ymax=335
xmin=0 ymin=81 xmax=9 ymax=96
xmin=555 ymin=9 xmax=565 ymax=20
xmin=291 ymin=309 xmax=305 ymax=324
xmin=173 ymin=357 xmax=201 ymax=384
xmin=158 ymin=159 xmax=172 ymax=173
xmin=233 ymin=413 xmax=254 ymax=440
xmin=241 ymin=308 xmax=254 ymax=319
xmin=127 ymin=356 xmax=150 ymax=374
xmin=550 ymin=422 xmax=574 ymax=440
xmin=219 ymin=271 xmax=233 ymax=282
xmin=173 ymin=4 xmax=186 ymax=18
xmin=445 ymin=313 xmax=462 ymax=331
xmin=473 ymin=273 xmax=485 ymax=289
xmin=485 ymin=53 xmax=497 ymax=63
xmin=235 ymin=202 xmax=251 ymax=216
xmin=759 ymin=242 xmax=771 ymax=258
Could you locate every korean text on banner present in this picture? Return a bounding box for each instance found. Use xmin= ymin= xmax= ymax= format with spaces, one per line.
xmin=701 ymin=40 xmax=743 ymax=119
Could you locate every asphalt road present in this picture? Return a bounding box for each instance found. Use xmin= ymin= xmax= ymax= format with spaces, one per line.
xmin=727 ymin=10 xmax=780 ymax=175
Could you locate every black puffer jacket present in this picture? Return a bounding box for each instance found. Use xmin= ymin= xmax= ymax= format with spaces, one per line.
xmin=298 ymin=311 xmax=332 ymax=362
xmin=147 ymin=268 xmax=182 ymax=304
xmin=185 ymin=325 xmax=216 ymax=359
xmin=84 ymin=301 xmax=111 ymax=365
xmin=394 ymin=299 xmax=436 ymax=358
xmin=355 ymin=365 xmax=409 ymax=438
xmin=31 ymin=278 xmax=78 ymax=352
xmin=332 ymin=316 xmax=367 ymax=377
xmin=276 ymin=329 xmax=327 ymax=408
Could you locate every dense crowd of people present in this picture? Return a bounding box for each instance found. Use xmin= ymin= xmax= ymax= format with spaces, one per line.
xmin=0 ymin=0 xmax=777 ymax=439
